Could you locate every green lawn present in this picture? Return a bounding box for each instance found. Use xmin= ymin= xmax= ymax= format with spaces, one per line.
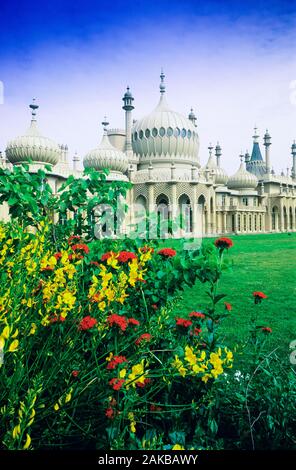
xmin=171 ymin=233 xmax=296 ymax=357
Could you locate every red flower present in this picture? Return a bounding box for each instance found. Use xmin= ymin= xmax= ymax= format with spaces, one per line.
xmin=136 ymin=378 xmax=151 ymax=388
xmin=90 ymin=261 xmax=100 ymax=267
xmin=105 ymin=407 xmax=115 ymax=419
xmin=117 ymin=251 xmax=137 ymax=263
xmin=152 ymin=304 xmax=158 ymax=310
xmin=261 ymin=327 xmax=272 ymax=334
xmin=253 ymin=291 xmax=267 ymax=304
xmin=54 ymin=252 xmax=62 ymax=260
xmin=107 ymin=314 xmax=128 ymax=332
xmin=107 ymin=355 xmax=128 ymax=370
xmin=189 ymin=311 xmax=205 ymax=319
xmin=139 ymin=246 xmax=154 ymax=253
xmin=68 ymin=235 xmax=81 ymax=245
xmin=253 ymin=291 xmax=267 ymax=299
xmin=190 ymin=327 xmax=202 ymax=336
xmin=214 ymin=237 xmax=233 ymax=250
xmin=79 ymin=316 xmax=97 ymax=331
xmin=176 ymin=318 xmax=192 ymax=328
xmin=157 ymin=248 xmax=176 ymax=258
xmin=49 ymin=314 xmax=66 ymax=324
xmin=71 ymin=243 xmax=89 ymax=255
xmin=128 ymin=318 xmax=140 ymax=327
xmin=224 ymin=302 xmax=232 ymax=311
xmin=72 ymin=370 xmax=80 ymax=378
xmin=135 ymin=333 xmax=152 ymax=346
xmin=109 ymin=378 xmax=125 ymax=391
xmin=101 ymin=251 xmax=114 ymax=262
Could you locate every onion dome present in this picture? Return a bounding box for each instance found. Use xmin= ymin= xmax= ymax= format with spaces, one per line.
xmin=132 ymin=71 xmax=199 ymax=168
xmin=6 ymin=100 xmax=60 ymax=165
xmin=228 ymin=156 xmax=258 ymax=190
xmin=203 ymin=143 xmax=228 ymax=185
xmin=83 ymin=118 xmax=128 ymax=179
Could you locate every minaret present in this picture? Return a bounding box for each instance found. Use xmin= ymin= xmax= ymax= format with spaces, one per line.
xmin=291 ymin=140 xmax=296 ymax=180
xmin=215 ymin=142 xmax=222 ymax=167
xmin=188 ymin=108 xmax=197 ymax=127
xmin=122 ymin=86 xmax=134 ymax=160
xmin=263 ymin=129 xmax=271 ymax=175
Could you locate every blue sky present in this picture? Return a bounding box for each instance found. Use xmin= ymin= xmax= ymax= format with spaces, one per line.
xmin=1 ymin=0 xmax=296 ymax=173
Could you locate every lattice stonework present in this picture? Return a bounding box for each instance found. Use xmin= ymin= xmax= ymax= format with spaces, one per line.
xmin=133 ymin=184 xmax=148 ymax=200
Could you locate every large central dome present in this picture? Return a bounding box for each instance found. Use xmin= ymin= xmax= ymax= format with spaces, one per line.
xmin=131 ymin=72 xmax=200 ymax=169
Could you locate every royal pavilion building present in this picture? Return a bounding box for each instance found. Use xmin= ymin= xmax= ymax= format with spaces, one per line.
xmin=1 ymin=72 xmax=296 ymax=237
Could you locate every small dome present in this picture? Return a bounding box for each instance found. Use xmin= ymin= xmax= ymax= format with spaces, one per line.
xmin=228 ymin=160 xmax=258 ymax=189
xmin=5 ymin=101 xmax=60 ymax=166
xmin=83 ymin=125 xmax=128 ymax=178
xmin=203 ymin=151 xmax=228 ymax=185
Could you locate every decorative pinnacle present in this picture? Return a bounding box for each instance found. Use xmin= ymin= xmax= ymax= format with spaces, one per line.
xmin=253 ymin=126 xmax=259 ymax=143
xmin=208 ymin=143 xmax=213 ymax=157
xmin=101 ymin=116 xmax=109 ymax=132
xmin=29 ymin=98 xmax=39 ymax=121
xmin=160 ymin=68 xmax=166 ymax=94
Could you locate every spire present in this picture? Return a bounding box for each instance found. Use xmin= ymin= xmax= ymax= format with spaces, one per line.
xmin=208 ymin=143 xmax=213 ymax=157
xmin=253 ymin=126 xmax=259 ymax=143
xmin=29 ymin=98 xmax=39 ymax=121
xmin=188 ymin=107 xmax=197 ymax=127
xmin=101 ymin=116 xmax=109 ymax=134
xmin=263 ymin=129 xmax=271 ymax=146
xmin=159 ymin=68 xmax=166 ymax=95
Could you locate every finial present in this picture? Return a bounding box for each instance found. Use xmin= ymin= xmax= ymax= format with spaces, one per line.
xmin=29 ymin=98 xmax=39 ymax=121
xmin=253 ymin=126 xmax=259 ymax=143
xmin=160 ymin=68 xmax=165 ymax=94
xmin=101 ymin=116 xmax=109 ymax=133
xmin=188 ymin=107 xmax=197 ymax=126
xmin=208 ymin=143 xmax=213 ymax=157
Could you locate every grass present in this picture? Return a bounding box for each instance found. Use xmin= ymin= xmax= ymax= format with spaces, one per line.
xmin=170 ymin=233 xmax=296 ymax=359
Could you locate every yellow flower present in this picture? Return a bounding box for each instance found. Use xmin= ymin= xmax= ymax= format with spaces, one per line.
xmin=1 ymin=325 xmax=10 ymax=339
xmin=184 ymin=346 xmax=197 ymax=366
xmin=23 ymin=433 xmax=31 ymax=450
xmin=171 ymin=356 xmax=187 ymax=377
xmin=29 ymin=323 xmax=37 ymax=335
xmin=8 ymin=339 xmax=19 ymax=352
xmin=65 ymin=390 xmax=72 ymax=403
xmin=172 ymin=444 xmax=185 ymax=450
xmin=127 ymin=360 xmax=147 ymax=388
xmin=119 ymin=368 xmax=127 ymax=379
xmin=128 ymin=412 xmax=136 ymax=433
xmin=12 ymin=424 xmax=21 ymax=439
xmin=54 ymin=403 xmax=60 ymax=411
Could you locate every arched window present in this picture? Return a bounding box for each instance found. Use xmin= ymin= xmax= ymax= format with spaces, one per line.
xmin=159 ymin=127 xmax=165 ymax=137
xmin=178 ymin=194 xmax=192 ymax=234
xmin=134 ymin=132 xmax=138 ymax=141
xmin=152 ymin=128 xmax=158 ymax=137
xmin=174 ymin=128 xmax=180 ymax=137
xmin=167 ymin=127 xmax=173 ymax=137
xmin=181 ymin=128 xmax=186 ymax=138
xmin=145 ymin=129 xmax=150 ymax=138
xmin=139 ymin=130 xmax=144 ymax=139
